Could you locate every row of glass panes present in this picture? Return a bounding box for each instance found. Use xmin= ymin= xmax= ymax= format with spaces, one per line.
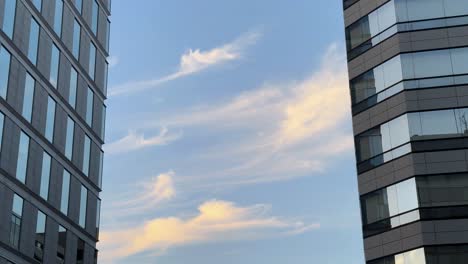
xmin=0 ymin=45 xmax=104 ymax=184
xmin=2 ymin=0 xmax=108 ymax=99
xmin=10 ymin=192 xmax=98 ymax=263
xmin=356 ymin=107 xmax=468 ymax=163
xmin=0 ymin=112 xmax=100 ymax=231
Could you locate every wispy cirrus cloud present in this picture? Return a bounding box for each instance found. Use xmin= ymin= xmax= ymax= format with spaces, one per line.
xmin=100 ymin=199 xmax=319 ymax=263
xmin=105 ymin=127 xmax=182 ymax=155
xmin=109 ymin=29 xmax=261 ymax=96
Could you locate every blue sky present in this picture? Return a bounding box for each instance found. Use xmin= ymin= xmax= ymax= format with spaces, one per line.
xmin=100 ymin=1 xmax=364 ymax=263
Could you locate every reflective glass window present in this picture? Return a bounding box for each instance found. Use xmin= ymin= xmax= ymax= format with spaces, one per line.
xmin=34 ymin=211 xmax=46 ymax=261
xmin=2 ymin=0 xmax=16 ymax=39
xmin=10 ymin=194 xmax=23 ymax=249
xmin=100 ymin=105 xmax=106 ymax=138
xmin=361 ymin=178 xmax=418 ymax=225
xmin=65 ymin=117 xmax=74 ymax=159
xmin=451 ymin=47 xmax=468 ymax=75
xmin=79 ymin=185 xmax=87 ymax=227
xmin=53 ymin=0 xmax=63 ymax=36
xmin=89 ymin=43 xmax=96 ymax=79
xmin=76 ymin=239 xmax=84 ymax=263
xmin=57 ymin=226 xmax=66 ymax=263
xmin=45 ymin=96 xmax=56 ymax=142
xmin=72 ymin=20 xmax=81 ymax=59
xmin=32 ymin=0 xmax=42 ymax=11
xmin=417 ymin=174 xmax=468 ymax=207
xmin=83 ymin=135 xmax=91 ymax=176
xmin=98 ymin=150 xmax=103 ymax=187
xmin=60 ymin=170 xmax=70 ymax=214
xmin=28 ymin=18 xmax=40 ymax=65
xmin=75 ymin=0 xmax=82 ymax=13
xmin=39 ymin=152 xmax=51 ymax=200
xmin=69 ymin=67 xmax=78 ymax=108
xmin=105 ymin=19 xmax=110 ymax=52
xmin=0 ymin=114 xmax=4 ymax=152
xmin=50 ymin=44 xmax=60 ymax=88
xmin=0 ymin=46 xmax=11 ymax=99
xmin=22 ymin=73 xmax=35 ymax=122
xmin=370 ymin=248 xmax=426 ymax=264
xmin=86 ymin=87 xmax=94 ymax=126
xmin=91 ymin=0 xmax=99 ymax=35
xmin=16 ymin=132 xmax=30 ymax=184
xmin=96 ymin=199 xmax=101 ymax=233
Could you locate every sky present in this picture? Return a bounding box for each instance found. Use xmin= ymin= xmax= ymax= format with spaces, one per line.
xmin=99 ymin=1 xmax=364 ymax=263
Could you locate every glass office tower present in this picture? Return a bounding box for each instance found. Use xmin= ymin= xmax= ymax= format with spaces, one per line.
xmin=343 ymin=0 xmax=468 ymax=263
xmin=0 ymin=0 xmax=109 ymax=263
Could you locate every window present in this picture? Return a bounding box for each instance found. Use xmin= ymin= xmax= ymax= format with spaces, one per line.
xmin=98 ymin=150 xmax=104 ymax=187
xmin=75 ymin=0 xmax=82 ymax=14
xmin=10 ymin=194 xmax=23 ymax=249
xmin=57 ymin=226 xmax=67 ymax=263
xmin=72 ymin=20 xmax=81 ymax=59
xmin=22 ymin=73 xmax=35 ymax=122
xmin=105 ymin=19 xmax=110 ymax=52
xmin=28 ymin=18 xmax=40 ymax=65
xmin=89 ymin=43 xmax=96 ymax=79
xmin=417 ymin=174 xmax=468 ymax=208
xmin=0 ymin=46 xmax=12 ymax=99
xmin=53 ymin=0 xmax=63 ymax=36
xmin=86 ymin=87 xmax=94 ymax=126
xmin=425 ymin=245 xmax=468 ymax=263
xmin=100 ymin=105 xmax=106 ymax=138
xmin=76 ymin=239 xmax=85 ymax=263
xmin=16 ymin=132 xmax=30 ymax=184
xmin=50 ymin=44 xmax=60 ymax=88
xmin=91 ymin=1 xmax=99 ymax=35
xmin=45 ymin=96 xmax=56 ymax=142
xmin=65 ymin=117 xmax=74 ymax=159
xmin=69 ymin=67 xmax=78 ymax=108
xmin=60 ymin=170 xmax=70 ymax=215
xmin=39 ymin=152 xmax=51 ymax=200
xmin=2 ymin=0 xmax=16 ymax=39
xmin=34 ymin=211 xmax=46 ymax=262
xmin=103 ymin=62 xmax=108 ymax=95
xmin=32 ymin=0 xmax=42 ymax=11
xmin=83 ymin=135 xmax=91 ymax=176
xmin=79 ymin=185 xmax=87 ymax=227
xmin=369 ymin=248 xmax=426 ymax=264
xmin=0 ymin=114 xmax=4 ymax=151
xmin=96 ymin=199 xmax=101 ymax=234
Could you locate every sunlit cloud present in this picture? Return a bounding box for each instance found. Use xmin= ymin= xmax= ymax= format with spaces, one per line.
xmin=100 ymin=199 xmax=319 ymax=263
xmin=105 ymin=127 xmax=182 ymax=155
xmin=107 ymin=55 xmax=119 ymax=68
xmin=109 ymin=29 xmax=261 ymax=96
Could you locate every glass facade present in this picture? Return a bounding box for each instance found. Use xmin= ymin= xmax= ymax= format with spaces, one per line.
xmin=28 ymin=18 xmax=40 ymax=65
xmin=34 ymin=211 xmax=46 ymax=262
xmin=83 ymin=135 xmax=91 ymax=176
xmin=0 ymin=46 xmax=11 ymax=99
xmin=60 ymin=170 xmax=70 ymax=215
xmin=65 ymin=116 xmax=74 ymax=160
xmin=69 ymin=67 xmax=78 ymax=108
xmin=89 ymin=43 xmax=96 ymax=79
xmin=86 ymin=87 xmax=94 ymax=125
xmin=22 ymin=73 xmax=35 ymax=122
xmin=79 ymin=185 xmax=87 ymax=228
xmin=16 ymin=132 xmax=30 ymax=184
xmin=2 ymin=0 xmax=16 ymax=39
xmin=53 ymin=0 xmax=63 ymax=36
xmin=91 ymin=0 xmax=99 ymax=35
xmin=72 ymin=19 xmax=81 ymax=59
xmin=10 ymin=194 xmax=23 ymax=249
xmin=39 ymin=152 xmax=51 ymax=200
xmin=50 ymin=44 xmax=60 ymax=88
xmin=45 ymin=96 xmax=56 ymax=142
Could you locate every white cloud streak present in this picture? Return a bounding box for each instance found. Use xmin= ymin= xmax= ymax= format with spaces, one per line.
xmin=109 ymin=30 xmax=261 ymax=96
xmin=105 ymin=127 xmax=182 ymax=155
xmin=100 ymin=199 xmax=319 ymax=263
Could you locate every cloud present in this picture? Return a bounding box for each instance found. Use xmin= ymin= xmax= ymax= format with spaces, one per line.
xmin=105 ymin=127 xmax=182 ymax=155
xmin=99 ymin=200 xmax=319 ymax=263
xmin=109 ymin=30 xmax=261 ymax=96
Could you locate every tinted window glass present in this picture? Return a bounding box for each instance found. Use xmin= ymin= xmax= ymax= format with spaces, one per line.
xmin=0 ymin=114 xmax=4 ymax=152
xmin=22 ymin=73 xmax=35 ymax=122
xmin=53 ymin=0 xmax=63 ymax=36
xmin=28 ymin=18 xmax=40 ymax=65
xmin=418 ymin=174 xmax=468 ymax=207
xmin=79 ymin=185 xmax=87 ymax=227
xmin=57 ymin=226 xmax=66 ymax=263
xmin=16 ymin=132 xmax=30 ymax=184
xmin=60 ymin=170 xmax=70 ymax=214
xmin=50 ymin=44 xmax=60 ymax=88
xmin=45 ymin=96 xmax=56 ymax=142
xmin=75 ymin=0 xmax=82 ymax=13
xmin=10 ymin=194 xmax=23 ymax=248
xmin=86 ymin=87 xmax=94 ymax=125
xmin=89 ymin=44 xmax=96 ymax=79
xmin=65 ymin=117 xmax=74 ymax=159
xmin=72 ymin=20 xmax=80 ymax=59
xmin=0 ymin=46 xmax=11 ymax=98
xmin=2 ymin=0 xmax=16 ymax=38
xmin=83 ymin=135 xmax=91 ymax=176
xmin=91 ymin=1 xmax=99 ymax=34
xmin=34 ymin=211 xmax=46 ymax=262
xmin=39 ymin=152 xmax=51 ymax=200
xmin=69 ymin=67 xmax=78 ymax=108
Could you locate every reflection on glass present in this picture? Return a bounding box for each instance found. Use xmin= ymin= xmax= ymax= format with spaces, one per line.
xmin=89 ymin=44 xmax=96 ymax=79
xmin=0 ymin=46 xmax=11 ymax=98
xmin=83 ymin=136 xmax=91 ymax=176
xmin=39 ymin=152 xmax=51 ymax=200
xmin=76 ymin=239 xmax=84 ymax=263
xmin=50 ymin=44 xmax=60 ymax=88
xmin=10 ymin=194 xmax=23 ymax=249
xmin=91 ymin=0 xmax=99 ymax=34
xmin=60 ymin=170 xmax=70 ymax=214
xmin=86 ymin=87 xmax=94 ymax=126
xmin=79 ymin=185 xmax=87 ymax=228
xmin=22 ymin=73 xmax=35 ymax=122
xmin=57 ymin=226 xmax=66 ymax=263
xmin=34 ymin=211 xmax=46 ymax=262
xmin=53 ymin=0 xmax=63 ymax=36
xmin=69 ymin=67 xmax=78 ymax=108
xmin=16 ymin=132 xmax=30 ymax=184
xmin=65 ymin=117 xmax=74 ymax=160
xmin=417 ymin=174 xmax=468 ymax=207
xmin=2 ymin=0 xmax=16 ymax=39
xmin=73 ymin=20 xmax=81 ymax=59
xmin=0 ymin=114 xmax=4 ymax=152
xmin=32 ymin=0 xmax=42 ymax=10
xmin=45 ymin=96 xmax=56 ymax=142
xmin=28 ymin=19 xmax=40 ymax=65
